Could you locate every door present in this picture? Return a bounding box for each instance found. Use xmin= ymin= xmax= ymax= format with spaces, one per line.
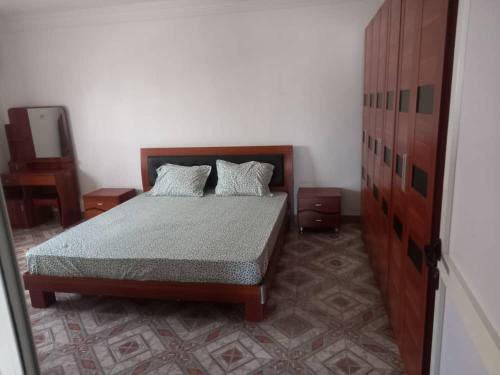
xmin=0 ymin=187 xmax=40 ymax=374
xmin=390 ymin=0 xmax=458 ymax=374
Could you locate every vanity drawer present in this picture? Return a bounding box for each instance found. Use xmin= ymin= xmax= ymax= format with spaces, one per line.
xmin=2 ymin=173 xmax=56 ymax=186
xmin=298 ymin=211 xmax=340 ymax=230
xmin=83 ymin=197 xmax=119 ymax=211
xmin=2 ymin=174 xmax=19 ymax=186
xmin=298 ymin=197 xmax=340 ymax=213
xmin=19 ymin=174 xmax=56 ymax=186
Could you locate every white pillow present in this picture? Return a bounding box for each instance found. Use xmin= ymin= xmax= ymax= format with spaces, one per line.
xmin=215 ymin=160 xmax=274 ymax=196
xmin=149 ymin=164 xmax=211 ymax=197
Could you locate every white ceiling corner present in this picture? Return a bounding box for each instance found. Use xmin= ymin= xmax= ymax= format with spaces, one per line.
xmin=0 ymin=0 xmax=354 ymax=33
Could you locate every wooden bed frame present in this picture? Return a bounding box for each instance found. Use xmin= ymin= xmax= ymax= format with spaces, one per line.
xmin=23 ymin=145 xmax=293 ymax=321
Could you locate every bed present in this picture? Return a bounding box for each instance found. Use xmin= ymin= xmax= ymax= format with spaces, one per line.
xmin=23 ymin=146 xmax=293 ymax=321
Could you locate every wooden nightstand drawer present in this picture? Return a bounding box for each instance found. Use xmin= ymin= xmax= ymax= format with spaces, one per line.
xmin=84 ymin=208 xmax=106 ymax=219
xmin=297 ymin=187 xmax=342 ymax=232
xmin=84 ymin=196 xmax=119 ymax=211
xmin=298 ymin=197 xmax=340 ymax=213
xmin=83 ymin=188 xmax=136 ymax=219
xmin=298 ymin=211 xmax=340 ymax=230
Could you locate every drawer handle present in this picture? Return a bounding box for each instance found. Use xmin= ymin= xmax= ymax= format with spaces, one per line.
xmin=314 ymin=219 xmax=323 ymax=223
xmin=314 ymin=203 xmax=323 ymax=207
xmin=97 ymin=202 xmax=104 ymax=206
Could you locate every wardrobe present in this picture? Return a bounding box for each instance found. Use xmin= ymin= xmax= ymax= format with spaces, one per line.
xmin=361 ymin=0 xmax=457 ymax=374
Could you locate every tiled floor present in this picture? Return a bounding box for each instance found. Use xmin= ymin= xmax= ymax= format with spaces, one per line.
xmin=13 ymin=222 xmax=404 ymax=374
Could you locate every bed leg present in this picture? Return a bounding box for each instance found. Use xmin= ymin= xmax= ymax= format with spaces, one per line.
xmin=29 ymin=290 xmax=56 ymax=308
xmin=245 ymin=302 xmax=264 ymax=322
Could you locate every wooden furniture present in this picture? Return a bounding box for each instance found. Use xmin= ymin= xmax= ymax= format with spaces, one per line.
xmin=83 ymin=188 xmax=136 ymax=219
xmin=2 ymin=168 xmax=81 ymax=228
xmin=297 ymin=187 xmax=341 ymax=232
xmin=2 ymin=107 xmax=81 ymax=228
xmin=23 ymin=145 xmax=293 ymax=322
xmin=361 ymin=1 xmax=457 ymax=374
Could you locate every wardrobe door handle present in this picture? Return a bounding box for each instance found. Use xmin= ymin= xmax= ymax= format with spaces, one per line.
xmin=401 ymin=153 xmax=408 ymax=192
xmin=97 ymin=202 xmax=104 ymax=206
xmin=314 ymin=219 xmax=323 ymax=223
xmin=314 ymin=203 xmax=323 ymax=207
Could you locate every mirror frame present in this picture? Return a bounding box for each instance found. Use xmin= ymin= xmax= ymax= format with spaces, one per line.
xmin=6 ymin=106 xmax=75 ymax=168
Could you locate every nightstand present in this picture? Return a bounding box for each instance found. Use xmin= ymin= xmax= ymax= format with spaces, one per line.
xmin=297 ymin=187 xmax=341 ymax=232
xmin=83 ymin=188 xmax=136 ymax=219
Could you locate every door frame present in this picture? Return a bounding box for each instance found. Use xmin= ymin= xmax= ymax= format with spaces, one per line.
xmin=430 ymin=0 xmax=470 ymax=371
xmin=430 ymin=0 xmax=500 ymax=373
xmin=0 ymin=186 xmax=40 ymax=374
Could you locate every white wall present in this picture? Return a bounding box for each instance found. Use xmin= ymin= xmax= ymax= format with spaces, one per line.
xmin=439 ymin=293 xmax=488 ymax=375
xmin=0 ymin=0 xmax=382 ymax=214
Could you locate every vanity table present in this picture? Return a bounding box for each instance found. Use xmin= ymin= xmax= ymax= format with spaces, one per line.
xmin=2 ymin=107 xmax=81 ymax=228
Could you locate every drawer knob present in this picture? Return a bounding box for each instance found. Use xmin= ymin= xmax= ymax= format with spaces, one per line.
xmin=314 ymin=218 xmax=323 ymax=222
xmin=97 ymin=202 xmax=103 ymax=206
xmin=314 ymin=203 xmax=323 ymax=207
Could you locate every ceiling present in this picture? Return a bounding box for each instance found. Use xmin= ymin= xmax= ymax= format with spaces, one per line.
xmin=0 ymin=0 xmax=357 ymax=19
xmin=0 ymin=0 xmax=166 ymax=16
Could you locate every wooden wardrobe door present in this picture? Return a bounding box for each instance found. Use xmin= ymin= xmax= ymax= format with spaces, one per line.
xmin=387 ymin=0 xmax=423 ymax=345
xmin=361 ymin=25 xmax=371 ymax=233
xmin=366 ymin=13 xmax=380 ymax=262
xmin=372 ymin=1 xmax=390 ymax=297
xmin=401 ymin=1 xmax=456 ymax=374
xmin=362 ymin=20 xmax=372 ymax=246
xmin=377 ymin=0 xmax=402 ymax=303
xmin=384 ymin=0 xmax=403 ymax=340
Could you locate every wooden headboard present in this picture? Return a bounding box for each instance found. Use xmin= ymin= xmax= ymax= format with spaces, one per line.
xmin=140 ymin=145 xmax=294 ymax=210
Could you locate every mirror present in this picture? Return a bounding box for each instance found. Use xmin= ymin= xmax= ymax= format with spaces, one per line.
xmin=27 ymin=107 xmax=70 ymax=158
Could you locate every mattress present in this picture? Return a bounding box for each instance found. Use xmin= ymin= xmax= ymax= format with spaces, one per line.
xmin=26 ymin=192 xmax=287 ymax=285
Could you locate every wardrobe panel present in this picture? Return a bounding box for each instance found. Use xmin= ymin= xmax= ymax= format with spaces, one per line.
xmin=374 ymin=2 xmax=389 ymax=190
xmin=382 ymin=0 xmax=402 ymax=203
xmin=408 ymin=0 xmax=450 ymax=243
xmin=368 ymin=12 xmax=380 ymax=198
xmin=362 ymin=19 xmax=375 ymax=245
xmin=361 ymin=0 xmax=456 ymax=373
xmin=361 ymin=26 xmax=371 ymax=230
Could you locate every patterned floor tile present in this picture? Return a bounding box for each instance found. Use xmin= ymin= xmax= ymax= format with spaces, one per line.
xmin=12 ymin=222 xmax=404 ymax=374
